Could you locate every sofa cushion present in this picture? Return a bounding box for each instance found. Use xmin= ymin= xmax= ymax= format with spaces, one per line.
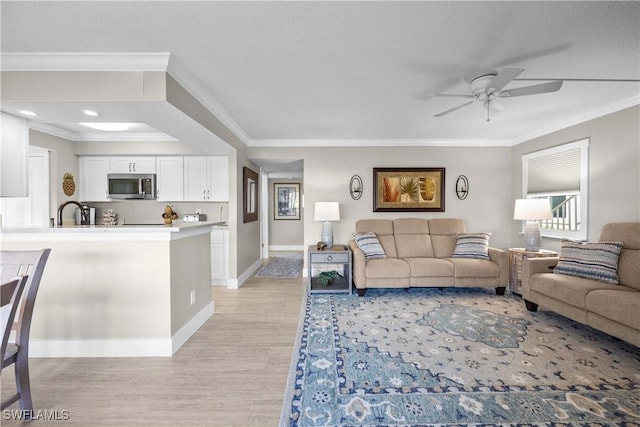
xmin=585 ymin=289 xmax=640 ymax=331
xmin=446 ymin=258 xmax=500 ymax=278
xmin=530 ymin=272 xmax=621 ymax=309
xmin=395 ymin=235 xmax=435 ymax=258
xmin=353 ymin=232 xmax=387 ymax=259
xmin=355 ymin=220 xmax=398 ymax=258
xmin=553 ymin=240 xmax=623 ymax=284
xmin=365 ymin=258 xmax=411 ymax=279
xmin=451 ymin=232 xmax=491 ymax=260
xmin=405 ymin=258 xmax=453 ymax=277
xmin=429 ymin=219 xmax=466 ymax=258
xmin=599 ymin=222 xmax=640 ymax=291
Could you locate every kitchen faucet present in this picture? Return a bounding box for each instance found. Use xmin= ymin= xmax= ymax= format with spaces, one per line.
xmin=57 ymin=201 xmax=87 ymax=227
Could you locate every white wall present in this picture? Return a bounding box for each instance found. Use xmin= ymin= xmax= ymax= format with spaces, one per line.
xmin=249 ymin=145 xmax=513 ymax=250
xmin=511 ymin=105 xmax=640 ymax=250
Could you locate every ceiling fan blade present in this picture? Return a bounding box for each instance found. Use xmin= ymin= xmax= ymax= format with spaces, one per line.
xmin=434 ymin=100 xmax=475 ymax=117
xmin=498 ymin=80 xmax=563 ymax=97
xmin=426 ymin=93 xmax=475 ymax=99
xmin=487 ymin=67 xmax=524 ymax=93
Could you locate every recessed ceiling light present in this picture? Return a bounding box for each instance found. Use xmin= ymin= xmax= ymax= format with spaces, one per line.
xmin=19 ymin=110 xmax=38 ymax=117
xmin=82 ymin=109 xmax=99 ymax=117
xmin=79 ymin=122 xmax=131 ymax=131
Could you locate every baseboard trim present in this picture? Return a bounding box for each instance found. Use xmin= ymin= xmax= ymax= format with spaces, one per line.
xmin=30 ymin=302 xmax=215 ymax=358
xmin=269 ymin=245 xmax=304 ymax=251
xmin=228 ymin=258 xmax=263 ymax=289
xmin=171 ymin=301 xmax=215 ymax=355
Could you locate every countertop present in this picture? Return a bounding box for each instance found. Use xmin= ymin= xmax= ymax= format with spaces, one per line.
xmin=0 ymin=221 xmax=228 ymax=234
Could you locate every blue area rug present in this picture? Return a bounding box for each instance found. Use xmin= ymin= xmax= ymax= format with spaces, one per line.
xmin=254 ymin=253 xmax=303 ymax=278
xmin=280 ymin=287 xmax=640 ymax=426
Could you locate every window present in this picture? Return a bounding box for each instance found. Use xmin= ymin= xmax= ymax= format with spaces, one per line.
xmin=522 ymin=139 xmax=589 ymax=240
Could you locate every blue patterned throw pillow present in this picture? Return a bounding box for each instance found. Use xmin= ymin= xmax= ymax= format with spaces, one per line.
xmin=353 ymin=232 xmax=387 ymax=259
xmin=452 ymin=232 xmax=491 ymax=260
xmin=553 ymin=240 xmax=623 ymax=284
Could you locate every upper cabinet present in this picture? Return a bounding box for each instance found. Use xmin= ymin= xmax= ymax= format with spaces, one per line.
xmin=79 ymin=156 xmax=110 ymax=201
xmin=184 ymin=156 xmax=229 ymax=201
xmin=156 ymin=157 xmax=184 ymax=202
xmin=110 ymin=157 xmax=156 ymax=174
xmin=78 ymin=155 xmax=228 ymax=203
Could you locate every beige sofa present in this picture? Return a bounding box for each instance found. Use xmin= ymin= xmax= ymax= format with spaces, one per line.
xmin=348 ymin=218 xmax=508 ymax=296
xmin=522 ymin=222 xmax=640 ymax=347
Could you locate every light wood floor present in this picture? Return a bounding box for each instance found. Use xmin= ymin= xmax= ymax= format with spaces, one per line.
xmin=1 ymin=274 xmax=305 ymax=426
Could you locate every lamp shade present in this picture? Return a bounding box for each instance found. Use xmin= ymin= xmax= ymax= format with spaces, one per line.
xmin=513 ymin=199 xmax=552 ymax=220
xmin=314 ymin=202 xmax=340 ymax=221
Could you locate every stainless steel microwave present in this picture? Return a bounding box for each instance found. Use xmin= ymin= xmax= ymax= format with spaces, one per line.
xmin=107 ymin=174 xmax=157 ymax=200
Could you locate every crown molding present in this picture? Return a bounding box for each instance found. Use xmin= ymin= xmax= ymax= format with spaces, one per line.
xmin=166 ymin=55 xmax=250 ymax=145
xmin=1 ymin=52 xmax=171 ymax=71
xmin=28 ymin=122 xmax=176 ymax=142
xmin=3 ymin=52 xmax=247 ymax=145
xmin=247 ymin=138 xmax=515 ymax=147
xmin=511 ymin=94 xmax=640 ymax=145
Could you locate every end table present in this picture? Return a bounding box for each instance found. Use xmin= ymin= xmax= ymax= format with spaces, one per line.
xmin=508 ymin=248 xmax=558 ymax=296
xmin=307 ymin=244 xmax=352 ymax=294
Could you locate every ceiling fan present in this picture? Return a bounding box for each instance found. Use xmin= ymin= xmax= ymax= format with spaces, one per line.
xmin=427 ymin=67 xmax=563 ymax=122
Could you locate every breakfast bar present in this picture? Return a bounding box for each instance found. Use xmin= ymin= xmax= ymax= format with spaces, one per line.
xmin=0 ymin=222 xmax=215 ymax=357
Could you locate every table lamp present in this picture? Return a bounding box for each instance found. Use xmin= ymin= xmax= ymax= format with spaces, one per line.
xmin=514 ymin=198 xmax=552 ymax=251
xmin=314 ymin=202 xmax=340 ymax=248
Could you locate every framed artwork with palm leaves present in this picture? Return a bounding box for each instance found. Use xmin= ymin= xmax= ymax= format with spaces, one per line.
xmin=373 ymin=167 xmax=445 ymax=212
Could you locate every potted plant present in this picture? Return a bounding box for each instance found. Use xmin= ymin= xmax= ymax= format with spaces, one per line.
xmin=317 ymin=270 xmax=342 ymax=286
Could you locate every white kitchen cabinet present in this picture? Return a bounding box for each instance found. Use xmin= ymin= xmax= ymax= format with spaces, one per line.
xmin=156 ymin=157 xmax=184 ymax=201
xmin=211 ymin=229 xmax=229 ymax=286
xmin=184 ymin=156 xmax=228 ymax=201
xmin=79 ymin=156 xmax=110 ymax=201
xmin=110 ymin=157 xmax=156 ymax=174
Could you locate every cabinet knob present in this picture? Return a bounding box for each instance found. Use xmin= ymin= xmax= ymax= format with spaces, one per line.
xmin=327 ymin=255 xmax=333 ymax=261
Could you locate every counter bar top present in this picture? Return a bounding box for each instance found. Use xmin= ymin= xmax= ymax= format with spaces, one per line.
xmin=0 ymin=221 xmax=226 ymax=233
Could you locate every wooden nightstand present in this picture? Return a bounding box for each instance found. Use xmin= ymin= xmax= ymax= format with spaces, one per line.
xmin=508 ymin=248 xmax=558 ymax=296
xmin=307 ymin=245 xmax=352 ymax=294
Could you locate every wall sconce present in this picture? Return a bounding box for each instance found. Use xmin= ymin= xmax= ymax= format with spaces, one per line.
xmin=349 ymin=175 xmax=363 ymax=200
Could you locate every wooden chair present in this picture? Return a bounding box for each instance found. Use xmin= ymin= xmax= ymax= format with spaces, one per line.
xmin=2 ymin=276 xmax=29 ymax=372
xmin=0 ymin=249 xmax=51 ymax=418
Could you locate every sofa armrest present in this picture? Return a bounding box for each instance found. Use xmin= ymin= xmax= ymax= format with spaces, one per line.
xmin=488 ymin=247 xmax=509 ymax=286
xmin=521 ymin=257 xmax=559 ymax=300
xmin=349 ymin=240 xmax=367 ymax=289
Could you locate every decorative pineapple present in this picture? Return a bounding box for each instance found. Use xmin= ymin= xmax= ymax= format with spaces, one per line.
xmin=62 ymin=173 xmax=76 ymax=196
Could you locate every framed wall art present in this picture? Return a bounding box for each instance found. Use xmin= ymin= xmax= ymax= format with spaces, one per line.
xmin=274 ymin=183 xmax=300 ymax=220
xmin=243 ymin=167 xmax=259 ymax=223
xmin=373 ymin=167 xmax=445 ymax=212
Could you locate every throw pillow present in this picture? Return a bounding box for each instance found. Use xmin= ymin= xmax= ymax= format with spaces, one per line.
xmin=553 ymin=240 xmax=623 ymax=284
xmin=452 ymin=232 xmax=491 ymax=260
xmin=353 ymin=232 xmax=387 ymax=259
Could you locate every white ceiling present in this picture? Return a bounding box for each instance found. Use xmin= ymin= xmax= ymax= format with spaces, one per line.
xmin=1 ymin=1 xmax=639 ymax=147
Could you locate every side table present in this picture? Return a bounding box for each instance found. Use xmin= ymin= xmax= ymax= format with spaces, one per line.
xmin=308 ymin=244 xmax=352 ymax=294
xmin=508 ymin=248 xmax=558 ymax=296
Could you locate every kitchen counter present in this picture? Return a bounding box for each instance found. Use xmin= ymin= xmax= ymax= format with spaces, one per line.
xmin=0 ymin=220 xmax=226 ymax=233
xmin=0 ymin=222 xmax=215 ymax=357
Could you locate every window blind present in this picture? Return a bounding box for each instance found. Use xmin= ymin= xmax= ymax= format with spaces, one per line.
xmin=526 ymin=147 xmax=581 ymax=194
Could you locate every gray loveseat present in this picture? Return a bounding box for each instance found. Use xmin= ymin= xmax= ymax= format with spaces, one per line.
xmin=348 ymin=218 xmax=508 ymax=297
xmin=521 ymin=222 xmax=640 ymax=347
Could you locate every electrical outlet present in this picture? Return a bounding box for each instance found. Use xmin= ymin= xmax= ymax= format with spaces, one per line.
xmin=190 ymin=290 xmax=196 ymax=305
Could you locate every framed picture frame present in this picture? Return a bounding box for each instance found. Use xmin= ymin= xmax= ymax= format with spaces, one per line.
xmin=243 ymin=167 xmax=259 ymax=223
xmin=274 ymin=183 xmax=300 ymax=220
xmin=373 ymin=167 xmax=445 ymax=212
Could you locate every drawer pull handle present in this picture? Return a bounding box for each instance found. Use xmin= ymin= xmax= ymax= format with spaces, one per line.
xmin=327 ymin=255 xmax=333 ymax=261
